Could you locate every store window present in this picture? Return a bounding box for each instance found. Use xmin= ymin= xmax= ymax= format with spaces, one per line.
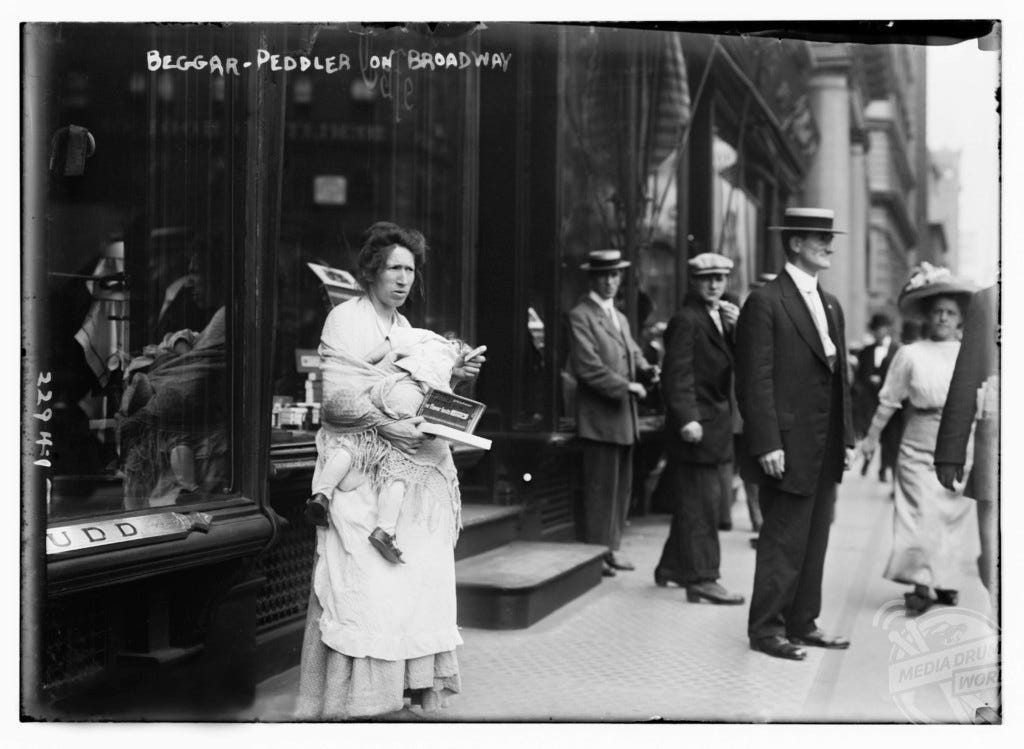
xmin=270 ymin=24 xmax=478 ymax=445
xmin=711 ymin=132 xmax=761 ymax=296
xmin=30 ymin=24 xmax=248 ymax=522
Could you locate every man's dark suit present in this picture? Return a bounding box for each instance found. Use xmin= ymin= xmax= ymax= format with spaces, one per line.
xmin=936 ymin=284 xmax=999 ymax=595
xmin=568 ymin=296 xmax=648 ymax=552
xmin=735 ymin=270 xmax=855 ymax=640
xmin=853 ymin=338 xmax=901 ymax=474
xmin=656 ymin=296 xmax=735 ymax=584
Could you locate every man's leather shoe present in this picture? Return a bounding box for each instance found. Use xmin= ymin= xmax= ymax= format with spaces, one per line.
xmin=751 ymin=636 xmax=807 ymax=661
xmin=605 ymin=552 xmax=635 ymax=571
xmin=788 ymin=629 xmax=850 ymax=649
xmin=601 ymin=562 xmax=617 ymax=578
xmin=654 ymin=568 xmax=683 ymax=587
xmin=685 ymin=581 xmax=744 ymax=605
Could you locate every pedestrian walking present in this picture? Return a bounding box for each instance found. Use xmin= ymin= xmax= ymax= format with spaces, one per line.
xmin=935 ymin=284 xmax=999 ymax=610
xmin=568 ymin=249 xmax=659 ymax=577
xmin=735 ymin=207 xmax=856 ymax=661
xmin=853 ymin=313 xmax=902 ymax=483
xmin=861 ymin=265 xmax=979 ymax=615
xmin=654 ymin=253 xmax=744 ymax=603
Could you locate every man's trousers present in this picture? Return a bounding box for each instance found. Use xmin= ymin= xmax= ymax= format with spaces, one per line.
xmin=581 ymin=439 xmax=633 ymax=551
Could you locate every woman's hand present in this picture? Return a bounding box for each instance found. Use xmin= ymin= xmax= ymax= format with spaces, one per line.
xmin=452 ymin=353 xmax=486 ymax=382
xmin=378 ymin=417 xmax=426 ymax=455
xmin=859 ymin=435 xmax=879 ymax=465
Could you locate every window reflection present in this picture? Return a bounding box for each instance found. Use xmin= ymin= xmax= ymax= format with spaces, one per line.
xmin=40 ymin=24 xmax=237 ymax=521
xmin=712 ymin=133 xmax=760 ymax=294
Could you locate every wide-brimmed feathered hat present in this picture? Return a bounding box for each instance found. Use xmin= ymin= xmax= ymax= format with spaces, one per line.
xmin=897 ymin=262 xmax=977 ymax=317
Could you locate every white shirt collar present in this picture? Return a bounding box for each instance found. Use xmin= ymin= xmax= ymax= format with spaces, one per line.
xmin=589 ymin=290 xmax=616 ymax=313
xmin=785 ymin=262 xmax=819 ymax=294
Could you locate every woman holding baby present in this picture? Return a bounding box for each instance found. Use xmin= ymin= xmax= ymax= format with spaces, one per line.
xmin=296 ymin=222 xmax=484 ymax=720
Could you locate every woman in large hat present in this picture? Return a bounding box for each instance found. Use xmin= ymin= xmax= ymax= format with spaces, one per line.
xmin=860 ymin=263 xmax=978 ymax=615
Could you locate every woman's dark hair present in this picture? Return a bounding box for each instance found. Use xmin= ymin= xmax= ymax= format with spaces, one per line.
xmin=355 ymin=221 xmax=428 ymax=290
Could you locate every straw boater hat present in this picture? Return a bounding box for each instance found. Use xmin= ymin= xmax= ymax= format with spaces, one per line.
xmin=897 ymin=262 xmax=977 ymax=317
xmin=580 ymin=249 xmax=631 ymax=271
xmin=687 ymin=252 xmax=734 ymax=276
xmin=768 ymin=207 xmax=846 ymax=234
xmin=750 ymin=272 xmax=777 ymax=290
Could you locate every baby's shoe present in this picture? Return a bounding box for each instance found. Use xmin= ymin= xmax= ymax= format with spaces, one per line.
xmin=369 ymin=527 xmax=405 ymax=564
xmin=304 ymin=493 xmax=330 ymax=528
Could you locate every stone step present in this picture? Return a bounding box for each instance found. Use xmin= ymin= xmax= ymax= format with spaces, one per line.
xmin=455 ymin=541 xmax=607 ymax=629
xmin=454 ymin=503 xmax=523 ymax=561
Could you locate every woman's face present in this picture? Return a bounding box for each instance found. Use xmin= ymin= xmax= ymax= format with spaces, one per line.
xmin=929 ymin=296 xmax=962 ymax=341
xmin=368 ymin=245 xmax=416 ymax=310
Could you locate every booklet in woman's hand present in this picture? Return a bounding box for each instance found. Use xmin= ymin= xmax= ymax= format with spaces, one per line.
xmin=416 ymin=388 xmax=491 ymax=450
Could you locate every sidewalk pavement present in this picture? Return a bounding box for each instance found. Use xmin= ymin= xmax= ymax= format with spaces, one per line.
xmin=245 ymin=468 xmax=994 ymax=723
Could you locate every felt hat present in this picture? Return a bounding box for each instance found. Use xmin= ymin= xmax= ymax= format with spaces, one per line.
xmin=687 ymin=252 xmax=734 ymax=276
xmin=768 ymin=207 xmax=845 ymax=234
xmin=580 ymin=249 xmax=631 ymax=271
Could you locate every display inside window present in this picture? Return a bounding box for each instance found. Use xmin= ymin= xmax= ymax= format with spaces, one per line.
xmin=32 ymin=25 xmax=244 ymax=522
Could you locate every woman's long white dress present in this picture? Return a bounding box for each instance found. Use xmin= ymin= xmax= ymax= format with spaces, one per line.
xmin=296 ymin=296 xmax=462 ymax=719
xmin=876 ymin=340 xmax=977 ymax=589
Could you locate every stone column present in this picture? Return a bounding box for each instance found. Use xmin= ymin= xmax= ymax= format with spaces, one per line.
xmin=805 ymin=48 xmax=857 ymax=336
xmin=848 ymin=135 xmax=869 ymax=338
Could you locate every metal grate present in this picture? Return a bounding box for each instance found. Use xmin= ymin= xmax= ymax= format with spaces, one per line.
xmin=531 ymin=453 xmax=578 ymax=533
xmin=255 ymin=501 xmax=316 ymax=630
xmin=42 ymin=594 xmax=111 ymax=697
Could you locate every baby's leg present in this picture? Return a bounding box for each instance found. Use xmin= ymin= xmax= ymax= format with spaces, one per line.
xmin=306 ymin=447 xmax=353 ymax=527
xmin=376 ymin=480 xmax=406 ymax=536
xmin=311 ymin=447 xmax=354 ymax=498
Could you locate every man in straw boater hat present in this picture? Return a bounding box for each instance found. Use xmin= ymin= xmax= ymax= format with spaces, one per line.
xmin=654 ymin=252 xmax=745 ymax=605
xmin=568 ymin=249 xmax=659 ymax=577
xmin=735 ymin=208 xmax=856 ymax=660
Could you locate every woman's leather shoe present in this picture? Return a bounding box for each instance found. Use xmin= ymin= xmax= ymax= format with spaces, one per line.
xmin=905 ymin=586 xmax=936 ymax=615
xmin=751 ymin=636 xmax=807 ymax=661
xmin=686 ymin=581 xmax=744 ymax=605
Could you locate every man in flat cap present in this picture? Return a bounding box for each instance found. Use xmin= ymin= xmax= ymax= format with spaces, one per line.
xmin=568 ymin=250 xmax=659 ymax=577
xmin=654 ymin=252 xmax=744 ymax=604
xmin=735 ymin=208 xmax=856 ymax=660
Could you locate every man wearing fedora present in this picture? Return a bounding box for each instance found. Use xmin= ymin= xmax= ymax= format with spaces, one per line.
xmin=655 ymin=252 xmax=744 ymax=604
xmin=568 ymin=249 xmax=658 ymax=577
xmin=735 ymin=208 xmax=856 ymax=660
